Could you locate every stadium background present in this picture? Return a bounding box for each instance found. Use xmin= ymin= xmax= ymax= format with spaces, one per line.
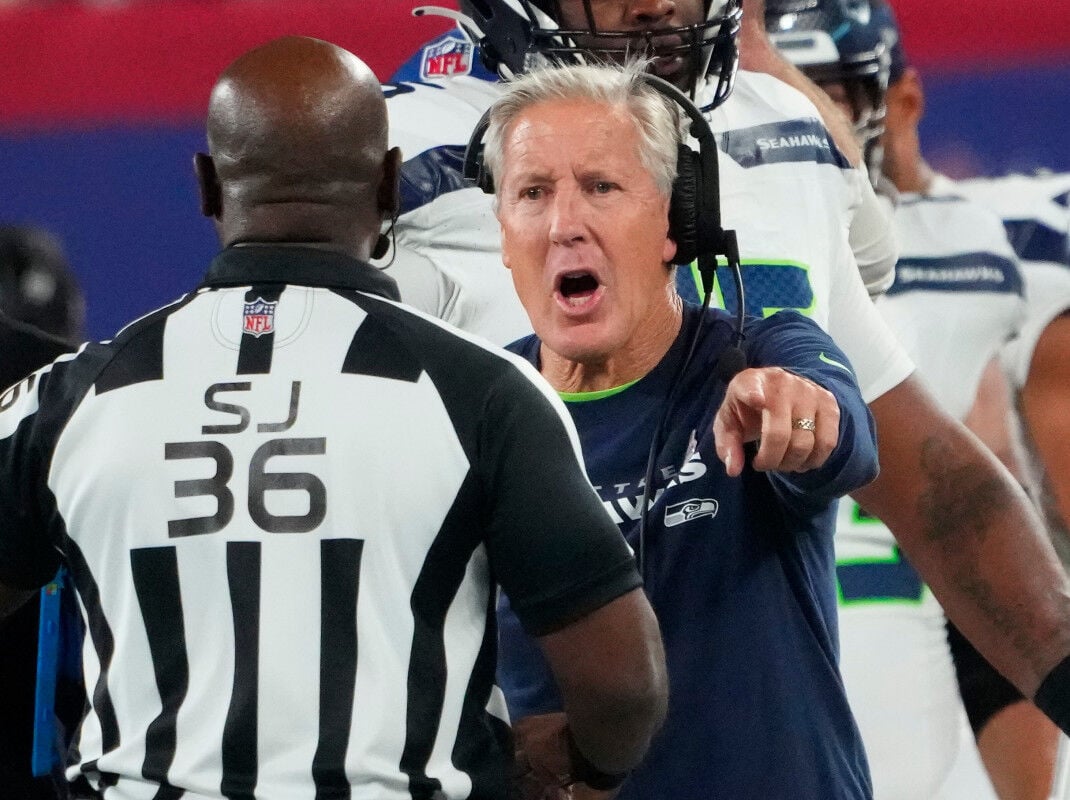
xmin=1 ymin=0 xmax=1067 ymax=340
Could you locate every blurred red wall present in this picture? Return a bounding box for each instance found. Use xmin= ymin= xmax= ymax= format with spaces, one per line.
xmin=0 ymin=1 xmax=454 ymax=128
xmin=2 ymin=0 xmax=1067 ymax=129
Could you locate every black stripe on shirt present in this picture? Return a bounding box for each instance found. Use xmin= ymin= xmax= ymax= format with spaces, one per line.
xmin=451 ymin=588 xmax=510 ymax=799
xmin=399 ymin=472 xmax=485 ymax=798
xmin=338 ymin=304 xmax=423 ymax=383
xmin=312 ymin=538 xmax=364 ymax=800
xmin=221 ymin=541 xmax=260 ymax=800
xmin=131 ymin=546 xmax=188 ymax=796
xmin=236 ymin=286 xmax=283 ymax=376
xmin=95 ymin=291 xmax=200 ymax=395
xmin=95 ymin=316 xmax=167 ymax=394
xmin=64 ymin=538 xmax=121 ymax=788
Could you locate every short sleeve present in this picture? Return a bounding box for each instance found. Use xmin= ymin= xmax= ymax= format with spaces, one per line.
xmin=478 ymin=362 xmax=641 ymax=636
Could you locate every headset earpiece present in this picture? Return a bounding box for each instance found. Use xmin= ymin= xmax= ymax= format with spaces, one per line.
xmin=463 ymin=111 xmax=495 ymax=194
xmin=668 ymin=143 xmax=703 ymax=266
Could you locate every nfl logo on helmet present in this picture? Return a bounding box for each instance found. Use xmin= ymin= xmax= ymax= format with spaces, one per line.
xmin=420 ymin=34 xmax=473 ymax=79
xmin=242 ymin=297 xmax=277 ymax=337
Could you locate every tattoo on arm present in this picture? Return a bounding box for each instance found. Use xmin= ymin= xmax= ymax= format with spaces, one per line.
xmin=915 ymin=436 xmax=1041 ymax=660
xmin=916 ymin=436 xmax=1009 ymax=547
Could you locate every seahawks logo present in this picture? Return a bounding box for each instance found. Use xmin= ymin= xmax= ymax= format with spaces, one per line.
xmin=664 ymin=498 xmax=719 ymax=527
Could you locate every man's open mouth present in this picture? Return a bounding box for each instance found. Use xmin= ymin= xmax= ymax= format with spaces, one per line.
xmin=558 ymin=271 xmax=601 ymax=306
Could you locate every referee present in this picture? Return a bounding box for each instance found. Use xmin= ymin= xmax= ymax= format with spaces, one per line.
xmin=0 ymin=37 xmax=667 ymax=800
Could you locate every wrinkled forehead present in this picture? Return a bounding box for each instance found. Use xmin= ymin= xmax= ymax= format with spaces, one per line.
xmin=501 ymin=98 xmax=641 ymax=169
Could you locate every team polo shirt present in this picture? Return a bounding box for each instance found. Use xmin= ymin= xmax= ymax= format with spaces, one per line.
xmin=499 ymin=306 xmax=879 ymax=799
xmin=0 ymin=245 xmax=640 ymax=800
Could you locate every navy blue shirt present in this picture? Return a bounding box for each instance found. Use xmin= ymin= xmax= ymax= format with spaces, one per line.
xmin=500 ymin=306 xmax=878 ymax=799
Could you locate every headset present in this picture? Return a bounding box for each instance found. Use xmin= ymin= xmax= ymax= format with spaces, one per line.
xmin=463 ymin=72 xmax=746 ymax=575
xmin=463 ymin=72 xmax=743 ymax=356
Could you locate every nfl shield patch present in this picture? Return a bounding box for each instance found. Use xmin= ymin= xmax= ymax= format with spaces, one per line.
xmin=420 ymin=34 xmax=473 ymax=79
xmin=243 ymin=297 xmax=277 ymax=337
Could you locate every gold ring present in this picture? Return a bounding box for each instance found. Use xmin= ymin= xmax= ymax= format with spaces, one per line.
xmin=792 ymin=417 xmax=816 ymax=432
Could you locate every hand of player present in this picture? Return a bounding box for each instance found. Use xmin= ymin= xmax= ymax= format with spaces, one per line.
xmin=512 ymin=712 xmax=575 ymax=800
xmin=713 ymin=367 xmax=840 ymax=477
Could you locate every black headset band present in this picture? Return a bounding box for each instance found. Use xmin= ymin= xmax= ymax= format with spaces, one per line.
xmin=637 ymin=72 xmax=723 ymax=236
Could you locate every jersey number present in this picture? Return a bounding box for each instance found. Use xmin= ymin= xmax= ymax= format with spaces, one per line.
xmin=164 ymin=381 xmax=326 ymax=537
xmin=165 ymin=438 xmax=327 ymax=537
xmin=836 ymin=504 xmax=925 ymax=605
xmin=677 ymin=259 xmax=816 ymax=317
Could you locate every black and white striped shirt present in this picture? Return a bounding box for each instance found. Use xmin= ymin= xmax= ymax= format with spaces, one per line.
xmin=0 ymin=245 xmax=640 ymax=800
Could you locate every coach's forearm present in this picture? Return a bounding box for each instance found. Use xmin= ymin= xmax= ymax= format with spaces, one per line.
xmin=853 ymin=376 xmax=1070 ymax=697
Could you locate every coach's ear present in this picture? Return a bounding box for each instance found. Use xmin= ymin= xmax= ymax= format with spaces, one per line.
xmin=194 ymin=153 xmax=222 ymax=219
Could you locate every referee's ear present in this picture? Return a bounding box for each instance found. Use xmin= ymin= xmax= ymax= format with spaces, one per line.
xmin=377 ymin=146 xmax=402 ymax=220
xmin=194 ymin=153 xmax=222 ymax=219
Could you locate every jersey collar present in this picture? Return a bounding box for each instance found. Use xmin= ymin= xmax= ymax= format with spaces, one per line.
xmin=200 ymin=244 xmax=400 ymax=301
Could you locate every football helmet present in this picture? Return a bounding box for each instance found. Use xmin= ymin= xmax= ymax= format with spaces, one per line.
xmin=0 ymin=226 xmax=84 ymax=343
xmin=450 ymin=0 xmax=743 ymax=111
xmin=765 ymin=0 xmax=891 ymax=170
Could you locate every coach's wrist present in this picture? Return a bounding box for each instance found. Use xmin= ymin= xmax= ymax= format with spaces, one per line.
xmin=1034 ymin=653 xmax=1070 ymax=735
xmin=565 ymin=727 xmax=629 ymax=792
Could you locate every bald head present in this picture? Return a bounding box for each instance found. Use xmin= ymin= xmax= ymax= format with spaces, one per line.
xmin=196 ymin=36 xmax=400 ymax=257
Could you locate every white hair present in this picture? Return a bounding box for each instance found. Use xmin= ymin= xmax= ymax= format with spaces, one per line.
xmin=482 ymin=60 xmax=683 ymax=197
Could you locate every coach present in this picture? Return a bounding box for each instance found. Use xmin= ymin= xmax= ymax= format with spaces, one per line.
xmin=486 ymin=62 xmax=880 ymax=799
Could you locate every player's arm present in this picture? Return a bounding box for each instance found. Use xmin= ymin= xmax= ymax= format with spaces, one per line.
xmin=963 ymin=355 xmax=1025 ymax=482
xmin=975 ymin=703 xmax=1060 ymax=800
xmin=851 ymin=374 xmax=1070 ymax=702
xmin=482 ymin=362 xmax=668 ymax=778
xmin=848 ymin=172 xmax=899 ymax=297
xmin=945 ymin=619 xmax=1060 ymax=800
xmin=738 ymin=0 xmax=862 ymax=166
xmin=1019 ymin=313 xmax=1070 ymax=539
xmin=955 ymin=355 xmax=1062 ymax=796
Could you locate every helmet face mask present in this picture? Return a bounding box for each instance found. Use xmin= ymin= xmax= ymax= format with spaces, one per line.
xmin=765 ymin=0 xmax=891 ymax=182
xmin=458 ymin=0 xmax=742 ymax=111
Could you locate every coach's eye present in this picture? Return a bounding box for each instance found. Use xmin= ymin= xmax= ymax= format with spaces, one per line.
xmin=522 ymin=186 xmax=545 ymax=200
xmin=593 ymin=181 xmax=617 ymax=194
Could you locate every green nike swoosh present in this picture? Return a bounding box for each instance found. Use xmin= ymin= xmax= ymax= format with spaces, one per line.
xmin=819 ymin=352 xmax=852 ymax=373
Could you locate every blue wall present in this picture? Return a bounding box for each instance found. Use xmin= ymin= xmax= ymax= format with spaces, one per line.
xmin=1 ymin=62 xmax=1066 ymax=340
xmin=1 ymin=125 xmax=216 ymax=339
xmin=921 ymin=64 xmax=1070 ymax=177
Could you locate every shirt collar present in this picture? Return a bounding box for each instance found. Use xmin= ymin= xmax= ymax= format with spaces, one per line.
xmin=200 ymin=244 xmax=400 ymax=301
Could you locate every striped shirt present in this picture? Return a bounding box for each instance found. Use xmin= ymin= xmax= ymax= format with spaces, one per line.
xmin=0 ymin=244 xmax=640 ymax=800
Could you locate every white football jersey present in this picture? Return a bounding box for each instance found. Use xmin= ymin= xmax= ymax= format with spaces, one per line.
xmin=835 ymin=182 xmax=1025 ymax=800
xmin=955 ymin=172 xmax=1070 ymax=388
xmin=383 ymin=32 xmax=913 ymax=403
